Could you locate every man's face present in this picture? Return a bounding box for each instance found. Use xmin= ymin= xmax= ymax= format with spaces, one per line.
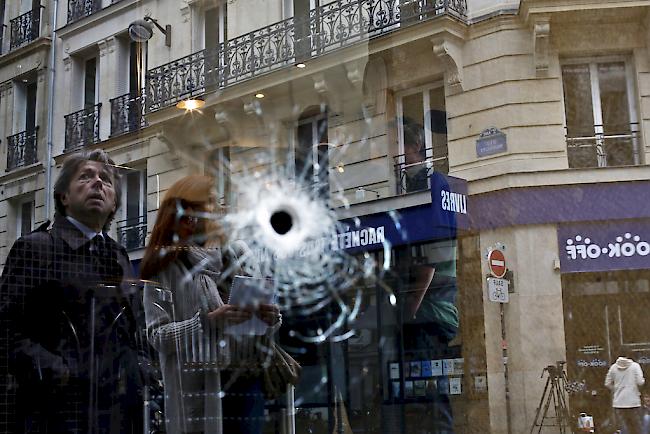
xmin=61 ymin=161 xmax=117 ymax=228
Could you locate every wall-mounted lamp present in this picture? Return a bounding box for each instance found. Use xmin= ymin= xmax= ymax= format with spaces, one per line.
xmin=355 ymin=187 xmax=380 ymax=200
xmin=176 ymin=97 xmax=205 ymax=111
xmin=128 ymin=17 xmax=171 ymax=46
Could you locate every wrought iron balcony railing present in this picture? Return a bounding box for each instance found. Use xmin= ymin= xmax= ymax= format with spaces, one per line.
xmin=7 ymin=127 xmax=38 ymax=171
xmin=10 ymin=7 xmax=42 ymax=51
xmin=64 ymin=103 xmax=102 ymax=151
xmin=146 ymin=0 xmax=467 ymax=111
xmin=566 ymin=124 xmax=640 ymax=169
xmin=116 ymin=217 xmax=147 ymax=251
xmin=110 ymin=92 xmax=147 ymax=137
xmin=394 ymin=153 xmax=449 ymax=195
xmin=67 ymin=0 xmax=101 ymax=24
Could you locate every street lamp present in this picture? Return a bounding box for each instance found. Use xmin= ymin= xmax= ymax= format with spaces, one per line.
xmin=128 ymin=17 xmax=171 ymax=46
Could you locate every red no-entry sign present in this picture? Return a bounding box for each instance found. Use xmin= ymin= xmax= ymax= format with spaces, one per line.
xmin=488 ymin=249 xmax=507 ymax=278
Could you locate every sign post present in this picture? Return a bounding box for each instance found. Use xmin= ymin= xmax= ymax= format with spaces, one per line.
xmin=486 ymin=246 xmax=512 ymax=434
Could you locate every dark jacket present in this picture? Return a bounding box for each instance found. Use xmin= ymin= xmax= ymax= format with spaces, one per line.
xmin=0 ymin=216 xmax=144 ymax=433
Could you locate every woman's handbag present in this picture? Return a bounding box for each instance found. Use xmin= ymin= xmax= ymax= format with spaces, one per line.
xmin=262 ymin=343 xmax=302 ymax=398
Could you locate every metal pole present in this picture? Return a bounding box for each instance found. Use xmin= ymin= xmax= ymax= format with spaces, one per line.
xmin=501 ymin=302 xmax=512 ymax=434
xmin=285 ymin=384 xmax=296 ymax=434
xmin=44 ymin=0 xmax=59 ymax=220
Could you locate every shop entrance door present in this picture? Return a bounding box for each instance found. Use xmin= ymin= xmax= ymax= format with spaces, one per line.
xmin=563 ymin=271 xmax=650 ymax=431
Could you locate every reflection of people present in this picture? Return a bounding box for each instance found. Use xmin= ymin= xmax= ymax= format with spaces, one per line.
xmin=141 ymin=175 xmax=281 ymax=434
xmin=402 ymin=117 xmax=429 ymax=192
xmin=605 ymin=352 xmax=645 ymax=434
xmin=402 ymin=244 xmax=459 ymax=434
xmin=0 ymin=150 xmax=144 ymax=433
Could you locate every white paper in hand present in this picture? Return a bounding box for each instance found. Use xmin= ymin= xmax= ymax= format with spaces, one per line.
xmin=224 ymin=276 xmax=275 ymax=336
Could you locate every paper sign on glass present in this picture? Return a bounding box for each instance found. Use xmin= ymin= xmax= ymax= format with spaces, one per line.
xmin=225 ymin=276 xmax=275 ymax=336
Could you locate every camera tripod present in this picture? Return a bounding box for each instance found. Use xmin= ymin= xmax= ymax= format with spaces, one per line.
xmin=530 ymin=361 xmax=573 ymax=434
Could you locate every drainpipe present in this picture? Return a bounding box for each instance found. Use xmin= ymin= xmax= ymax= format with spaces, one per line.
xmin=44 ymin=0 xmax=59 ymax=220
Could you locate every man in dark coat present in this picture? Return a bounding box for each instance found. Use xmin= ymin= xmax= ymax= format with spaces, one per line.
xmin=0 ymin=150 xmax=144 ymax=433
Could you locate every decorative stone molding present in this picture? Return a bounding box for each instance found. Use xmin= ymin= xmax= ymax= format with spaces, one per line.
xmin=243 ymin=98 xmax=260 ymax=116
xmin=0 ymin=82 xmax=13 ymax=98
xmin=108 ymin=37 xmax=116 ymax=54
xmin=312 ymin=73 xmax=327 ymax=94
xmin=180 ymin=4 xmax=191 ymax=23
xmin=98 ymin=38 xmax=115 ymax=57
xmin=345 ymin=62 xmax=363 ymax=85
xmin=362 ymin=57 xmax=388 ymax=116
xmin=63 ymin=57 xmax=72 ymax=72
xmin=533 ymin=17 xmax=550 ymax=77
xmin=432 ymin=36 xmax=464 ymax=93
xmin=98 ymin=40 xmax=107 ymax=57
xmin=37 ymin=68 xmax=47 ymax=84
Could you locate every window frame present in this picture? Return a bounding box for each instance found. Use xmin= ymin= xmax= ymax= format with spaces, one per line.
xmin=560 ymin=55 xmax=641 ymax=167
xmin=16 ymin=196 xmax=34 ymax=238
xmin=395 ymin=81 xmax=445 ymax=168
xmin=120 ymin=165 xmax=147 ymax=223
xmin=292 ymin=112 xmax=329 ymax=184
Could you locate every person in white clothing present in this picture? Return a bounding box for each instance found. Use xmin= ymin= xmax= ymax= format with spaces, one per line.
xmin=605 ymin=352 xmax=646 ymax=434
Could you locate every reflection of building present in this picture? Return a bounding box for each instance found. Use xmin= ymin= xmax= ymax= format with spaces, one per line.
xmin=1 ymin=0 xmax=650 ymax=433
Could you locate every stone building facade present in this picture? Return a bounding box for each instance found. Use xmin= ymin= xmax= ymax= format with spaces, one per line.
xmin=1 ymin=0 xmax=649 ymax=432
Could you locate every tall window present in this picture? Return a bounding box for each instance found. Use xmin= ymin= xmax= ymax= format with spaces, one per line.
xmin=14 ymin=77 xmax=37 ymax=132
xmin=203 ymin=4 xmax=226 ymax=86
xmin=117 ymin=167 xmax=147 ymax=250
xmin=396 ymin=84 xmax=448 ymax=194
xmin=84 ymin=57 xmax=97 ymax=108
xmin=25 ymin=81 xmax=36 ymax=132
xmin=0 ymin=0 xmax=6 ymax=53
xmin=296 ymin=112 xmax=328 ymax=188
xmin=293 ymin=0 xmax=316 ymax=59
xmin=204 ymin=4 xmax=227 ymax=50
xmin=16 ymin=198 xmax=34 ymax=237
xmin=208 ymin=147 xmax=231 ymax=207
xmin=562 ymin=59 xmax=640 ymax=168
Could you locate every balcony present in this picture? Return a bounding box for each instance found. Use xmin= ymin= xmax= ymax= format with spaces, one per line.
xmin=10 ymin=7 xmax=42 ymax=51
xmin=394 ymin=153 xmax=448 ymax=195
xmin=146 ymin=0 xmax=467 ymax=112
xmin=6 ymin=128 xmax=38 ymax=171
xmin=116 ymin=217 xmax=147 ymax=251
xmin=67 ymin=0 xmax=101 ymax=24
xmin=64 ymin=103 xmax=101 ymax=151
xmin=566 ymin=124 xmax=640 ymax=168
xmin=110 ymin=92 xmax=147 ymax=137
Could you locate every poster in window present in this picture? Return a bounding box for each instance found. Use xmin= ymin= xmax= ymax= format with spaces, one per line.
xmin=426 ymin=379 xmax=437 ymax=398
xmin=421 ymin=360 xmax=433 ymax=377
xmin=410 ymin=361 xmax=422 ymax=377
xmin=452 ymin=358 xmax=464 ymax=375
xmin=414 ymin=380 xmax=426 ymax=397
xmin=431 ymin=360 xmax=443 ymax=376
xmin=474 ymin=375 xmax=487 ymax=392
xmin=442 ymin=359 xmax=454 ymax=375
xmin=392 ymin=381 xmax=401 ymax=399
xmin=404 ymin=381 xmax=414 ymax=398
xmin=389 ymin=362 xmax=400 ymax=380
xmin=450 ymin=377 xmax=462 ymax=395
xmin=403 ymin=362 xmax=411 ymax=378
xmin=437 ymin=376 xmax=449 ymax=395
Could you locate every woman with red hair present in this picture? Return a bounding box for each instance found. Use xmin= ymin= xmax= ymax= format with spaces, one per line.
xmin=141 ymin=174 xmax=281 ymax=434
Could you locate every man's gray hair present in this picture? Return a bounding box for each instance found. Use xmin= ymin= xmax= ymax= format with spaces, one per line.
xmin=53 ymin=149 xmax=123 ymax=231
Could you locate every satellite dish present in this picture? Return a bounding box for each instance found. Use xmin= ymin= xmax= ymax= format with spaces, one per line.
xmin=128 ymin=19 xmax=154 ymax=42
